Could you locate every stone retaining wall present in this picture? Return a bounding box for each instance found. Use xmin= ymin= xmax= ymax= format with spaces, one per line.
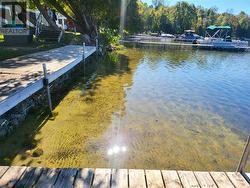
xmin=0 ymin=57 xmax=94 ymax=139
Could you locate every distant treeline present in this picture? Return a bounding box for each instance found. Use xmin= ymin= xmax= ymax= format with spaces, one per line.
xmin=125 ymin=0 xmax=250 ymax=38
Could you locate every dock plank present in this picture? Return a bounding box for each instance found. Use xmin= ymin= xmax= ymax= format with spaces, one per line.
xmin=0 ymin=45 xmax=96 ymax=116
xmin=74 ymin=168 xmax=94 ymax=188
xmin=54 ymin=168 xmax=78 ymax=188
xmin=162 ymin=170 xmax=182 ymax=188
xmin=145 ymin=170 xmax=164 ymax=188
xmin=15 ymin=167 xmax=43 ymax=188
xmin=92 ymin=168 xmax=111 ymax=188
xmin=194 ymin=171 xmax=217 ymax=188
xmin=0 ymin=166 xmax=9 ymax=178
xmin=226 ymin=172 xmax=250 ymax=188
xmin=210 ymin=172 xmax=234 ymax=188
xmin=35 ymin=168 xmax=60 ymax=188
xmin=111 ymin=169 xmax=128 ymax=188
xmin=0 ymin=165 xmax=249 ymax=188
xmin=178 ymin=171 xmax=200 ymax=188
xmin=129 ymin=169 xmax=146 ymax=188
xmin=0 ymin=166 xmax=26 ymax=188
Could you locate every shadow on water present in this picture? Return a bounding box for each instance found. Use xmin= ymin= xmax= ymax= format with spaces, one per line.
xmin=0 ymin=110 xmax=49 ymax=166
xmin=0 ymin=52 xmax=130 ymax=166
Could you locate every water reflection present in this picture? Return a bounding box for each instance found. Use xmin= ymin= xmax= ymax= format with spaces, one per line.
xmin=1 ymin=48 xmax=250 ymax=171
xmin=103 ymin=49 xmax=250 ymax=170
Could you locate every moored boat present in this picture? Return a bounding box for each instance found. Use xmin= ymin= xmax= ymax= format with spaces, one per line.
xmin=196 ymin=25 xmax=249 ymax=51
xmin=175 ymin=30 xmax=202 ymax=42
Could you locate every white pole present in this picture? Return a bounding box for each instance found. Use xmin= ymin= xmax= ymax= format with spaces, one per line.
xmin=83 ymin=42 xmax=86 ymax=61
xmin=42 ymin=63 xmax=53 ymax=114
xmin=96 ymin=38 xmax=99 ymax=53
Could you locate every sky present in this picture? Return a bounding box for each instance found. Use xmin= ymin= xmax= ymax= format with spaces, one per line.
xmin=141 ymin=0 xmax=250 ymax=14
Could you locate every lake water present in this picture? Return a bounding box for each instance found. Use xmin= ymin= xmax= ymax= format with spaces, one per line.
xmin=1 ymin=48 xmax=250 ymax=171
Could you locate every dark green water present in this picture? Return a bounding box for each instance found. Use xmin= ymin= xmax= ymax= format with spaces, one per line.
xmin=1 ymin=48 xmax=250 ymax=171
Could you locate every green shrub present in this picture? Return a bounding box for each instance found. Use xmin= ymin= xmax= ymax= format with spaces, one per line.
xmin=62 ymin=32 xmax=82 ymax=45
xmin=100 ymin=27 xmax=121 ymax=46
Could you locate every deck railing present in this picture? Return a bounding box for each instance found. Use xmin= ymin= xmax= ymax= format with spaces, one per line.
xmin=237 ymin=135 xmax=250 ymax=183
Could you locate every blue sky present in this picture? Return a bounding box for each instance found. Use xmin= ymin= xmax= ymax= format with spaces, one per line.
xmin=141 ymin=0 xmax=250 ymax=14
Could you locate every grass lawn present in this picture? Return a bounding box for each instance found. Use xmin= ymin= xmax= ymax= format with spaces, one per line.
xmin=0 ymin=42 xmax=63 ymax=61
xmin=0 ymin=32 xmax=82 ymax=61
xmin=0 ymin=34 xmax=4 ymax=42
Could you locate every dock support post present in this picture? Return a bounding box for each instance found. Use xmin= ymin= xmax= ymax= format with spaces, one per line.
xmin=83 ymin=42 xmax=86 ymax=62
xmin=96 ymin=38 xmax=99 ymax=54
xmin=42 ymin=63 xmax=53 ymax=114
xmin=237 ymin=135 xmax=250 ymax=173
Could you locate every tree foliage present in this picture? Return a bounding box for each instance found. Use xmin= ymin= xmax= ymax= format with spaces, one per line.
xmin=31 ymin=0 xmax=250 ymax=40
xmin=126 ymin=0 xmax=143 ymax=33
xmin=131 ymin=0 xmax=250 ymax=38
xmin=32 ymin=0 xmax=121 ymax=42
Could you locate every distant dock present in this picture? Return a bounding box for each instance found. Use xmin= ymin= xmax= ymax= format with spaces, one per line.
xmin=0 ymin=45 xmax=96 ymax=116
xmin=0 ymin=166 xmax=249 ymax=187
xmin=121 ymin=40 xmax=250 ymax=52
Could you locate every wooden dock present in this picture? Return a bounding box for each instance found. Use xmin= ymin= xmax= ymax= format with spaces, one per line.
xmin=0 ymin=45 xmax=96 ymax=116
xmin=0 ymin=166 xmax=249 ymax=187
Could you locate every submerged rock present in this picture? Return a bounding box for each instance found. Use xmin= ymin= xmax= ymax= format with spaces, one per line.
xmin=32 ymin=148 xmax=44 ymax=157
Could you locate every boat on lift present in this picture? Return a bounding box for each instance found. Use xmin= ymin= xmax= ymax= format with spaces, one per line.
xmin=195 ymin=25 xmax=249 ymax=51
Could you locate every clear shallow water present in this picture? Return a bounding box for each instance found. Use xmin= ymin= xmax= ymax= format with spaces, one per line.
xmin=1 ymin=48 xmax=250 ymax=171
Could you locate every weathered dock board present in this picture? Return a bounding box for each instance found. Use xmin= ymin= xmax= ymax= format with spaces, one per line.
xmin=0 ymin=45 xmax=96 ymax=116
xmin=0 ymin=166 xmax=249 ymax=188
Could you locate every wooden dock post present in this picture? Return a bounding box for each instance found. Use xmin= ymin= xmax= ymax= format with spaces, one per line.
xmin=83 ymin=42 xmax=86 ymax=62
xmin=42 ymin=63 xmax=53 ymax=114
xmin=237 ymin=135 xmax=250 ymax=173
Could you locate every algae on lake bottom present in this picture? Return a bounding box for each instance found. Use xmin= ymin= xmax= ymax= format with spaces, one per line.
xmin=0 ymin=48 xmax=249 ymax=171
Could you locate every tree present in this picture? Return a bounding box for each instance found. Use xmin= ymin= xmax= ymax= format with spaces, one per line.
xmin=152 ymin=0 xmax=165 ymax=9
xmin=171 ymin=2 xmax=197 ymax=33
xmin=194 ymin=7 xmax=205 ymax=35
xmin=32 ymin=0 xmax=250 ymax=40
xmin=236 ymin=12 xmax=250 ymax=38
xmin=32 ymin=0 xmax=121 ymax=43
xmin=135 ymin=1 xmax=250 ymax=38
xmin=33 ymin=0 xmax=61 ymax=31
xmin=126 ymin=0 xmax=143 ymax=33
xmin=206 ymin=7 xmax=218 ymax=26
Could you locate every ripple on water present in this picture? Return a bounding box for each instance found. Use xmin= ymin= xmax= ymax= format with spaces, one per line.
xmin=1 ymin=48 xmax=250 ymax=171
